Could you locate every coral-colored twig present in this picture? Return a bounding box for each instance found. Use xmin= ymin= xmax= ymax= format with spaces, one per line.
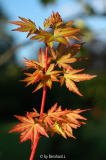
xmin=29 ymin=136 xmax=40 ymax=160
xmin=40 ymin=85 xmax=47 ymax=114
xmin=29 ymin=44 xmax=48 ymax=160
xmin=45 ymin=43 xmax=48 ymax=72
xmin=40 ymin=43 xmax=48 ymax=114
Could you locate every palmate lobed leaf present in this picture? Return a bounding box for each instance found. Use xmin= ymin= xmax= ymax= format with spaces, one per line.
xmin=9 ymin=12 xmax=85 ymax=45
xmin=61 ymin=68 xmax=97 ymax=96
xmin=21 ymin=70 xmax=43 ymax=87
xmin=49 ymin=42 xmax=87 ymax=69
xmin=43 ymin=12 xmax=85 ymax=43
xmin=43 ymin=11 xmax=63 ymax=29
xmin=40 ymin=103 xmax=70 ymax=130
xmin=21 ymin=57 xmax=38 ymax=70
xmin=9 ymin=112 xmax=49 ymax=149
xmin=55 ymin=43 xmax=85 ymax=60
xmin=55 ymin=37 xmax=70 ymax=45
xmin=56 ymin=54 xmax=88 ymax=69
xmin=30 ymin=20 xmax=72 ymax=46
xmin=30 ymin=29 xmax=54 ymax=43
xmin=21 ymin=50 xmax=96 ymax=96
xmin=9 ymin=17 xmax=38 ymax=37
xmin=54 ymin=28 xmax=80 ymax=37
xmin=64 ymin=42 xmax=86 ymax=57
xmin=32 ymin=64 xmax=61 ymax=92
xmin=65 ymin=78 xmax=83 ymax=96
xmin=9 ymin=103 xmax=90 ymax=148
xmin=8 ymin=11 xmax=97 ymax=156
xmin=58 ymin=20 xmax=74 ymax=29
xmin=34 ymin=48 xmax=50 ymax=69
xmin=21 ymin=48 xmax=52 ymax=71
xmin=20 ymin=48 xmax=54 ymax=90
xmin=49 ymin=42 xmax=85 ymax=61
xmin=41 ymin=103 xmax=89 ymax=139
xmin=21 ymin=54 xmax=61 ymax=93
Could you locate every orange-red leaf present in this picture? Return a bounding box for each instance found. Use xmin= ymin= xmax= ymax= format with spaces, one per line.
xmin=62 ymin=123 xmax=76 ymax=139
xmin=38 ymin=48 xmax=46 ymax=68
xmin=9 ymin=113 xmax=49 ymax=149
xmin=64 ymin=43 xmax=85 ymax=57
xmin=46 ymin=63 xmax=62 ymax=75
xmin=64 ymin=68 xmax=97 ymax=96
xmin=56 ymin=54 xmax=87 ymax=69
xmin=20 ymin=48 xmax=53 ymax=91
xmin=60 ymin=76 xmax=65 ymax=86
xmin=31 ymin=63 xmax=61 ymax=93
xmin=56 ymin=43 xmax=66 ymax=59
xmin=9 ymin=17 xmax=37 ymax=37
xmin=46 ymin=103 xmax=89 ymax=139
xmin=65 ymin=78 xmax=83 ymax=96
xmin=49 ymin=47 xmax=57 ymax=60
xmin=41 ymin=103 xmax=70 ymax=130
xmin=54 ymin=28 xmax=80 ymax=37
xmin=9 ymin=12 xmax=86 ymax=44
xmin=57 ymin=54 xmax=70 ymax=68
xmin=20 ymin=70 xmax=43 ymax=87
xmin=32 ymin=79 xmax=48 ymax=93
xmin=43 ymin=11 xmax=62 ymax=29
xmin=21 ymin=57 xmax=38 ymax=69
xmin=49 ymin=43 xmax=87 ymax=69
xmin=59 ymin=21 xmax=74 ymax=28
xmin=52 ymin=122 xmax=66 ymax=138
xmin=69 ymin=31 xmax=87 ymax=41
xmin=55 ymin=37 xmax=70 ymax=46
xmin=66 ymin=73 xmax=97 ymax=82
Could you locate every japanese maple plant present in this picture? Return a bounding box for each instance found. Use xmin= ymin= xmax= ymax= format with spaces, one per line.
xmin=9 ymin=11 xmax=97 ymax=160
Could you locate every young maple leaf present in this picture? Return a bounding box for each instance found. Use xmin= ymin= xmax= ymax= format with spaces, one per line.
xmin=9 ymin=112 xmax=49 ymax=149
xmin=41 ymin=103 xmax=70 ymax=129
xmin=54 ymin=27 xmax=80 ymax=38
xmin=21 ymin=62 xmax=61 ymax=93
xmin=9 ymin=17 xmax=38 ymax=37
xmin=32 ymin=64 xmax=62 ymax=92
xmin=49 ymin=42 xmax=85 ymax=60
xmin=31 ymin=27 xmax=70 ymax=46
xmin=49 ymin=43 xmax=87 ymax=68
xmin=21 ymin=48 xmax=52 ymax=71
xmin=43 ymin=11 xmax=63 ymax=29
xmin=69 ymin=31 xmax=86 ymax=41
xmin=9 ymin=12 xmax=86 ymax=47
xmin=44 ymin=103 xmax=89 ymax=139
xmin=31 ymin=12 xmax=86 ymax=46
xmin=9 ymin=17 xmax=53 ymax=47
xmin=20 ymin=48 xmax=52 ymax=87
xmin=43 ymin=11 xmax=85 ymax=44
xmin=61 ymin=68 xmax=97 ymax=96
xmin=20 ymin=70 xmax=43 ymax=87
xmin=30 ymin=27 xmax=55 ymax=47
xmin=55 ymin=42 xmax=86 ymax=60
xmin=56 ymin=53 xmax=87 ymax=69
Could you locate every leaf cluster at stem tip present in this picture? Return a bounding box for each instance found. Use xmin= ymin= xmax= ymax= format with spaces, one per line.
xmin=8 ymin=11 xmax=97 ymax=157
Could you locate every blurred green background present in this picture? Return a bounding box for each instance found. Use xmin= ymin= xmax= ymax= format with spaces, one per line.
xmin=0 ymin=0 xmax=106 ymax=159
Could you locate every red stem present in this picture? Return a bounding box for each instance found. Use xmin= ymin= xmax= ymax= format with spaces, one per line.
xmin=45 ymin=43 xmax=48 ymax=72
xmin=40 ymin=43 xmax=48 ymax=114
xmin=29 ymin=136 xmax=40 ymax=160
xmin=40 ymin=85 xmax=47 ymax=114
xmin=29 ymin=44 xmax=48 ymax=160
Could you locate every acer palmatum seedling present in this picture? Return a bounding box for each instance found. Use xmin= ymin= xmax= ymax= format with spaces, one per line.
xmin=9 ymin=11 xmax=97 ymax=160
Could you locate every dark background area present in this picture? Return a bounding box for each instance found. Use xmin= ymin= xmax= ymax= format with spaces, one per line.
xmin=0 ymin=0 xmax=106 ymax=159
